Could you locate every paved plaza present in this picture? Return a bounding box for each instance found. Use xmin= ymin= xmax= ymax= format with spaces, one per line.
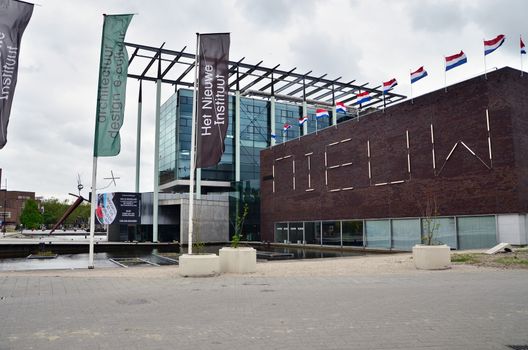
xmin=0 ymin=255 xmax=527 ymax=350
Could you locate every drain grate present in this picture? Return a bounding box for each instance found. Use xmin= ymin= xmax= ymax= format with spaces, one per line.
xmin=109 ymin=257 xmax=159 ymax=268
xmin=508 ymin=346 xmax=528 ymax=350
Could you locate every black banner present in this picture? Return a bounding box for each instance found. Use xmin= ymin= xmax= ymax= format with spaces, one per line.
xmin=196 ymin=33 xmax=230 ymax=168
xmin=95 ymin=192 xmax=141 ymax=225
xmin=0 ymin=0 xmax=33 ymax=149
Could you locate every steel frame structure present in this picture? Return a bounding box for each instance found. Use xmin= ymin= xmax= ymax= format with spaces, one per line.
xmin=125 ymin=42 xmax=406 ymax=110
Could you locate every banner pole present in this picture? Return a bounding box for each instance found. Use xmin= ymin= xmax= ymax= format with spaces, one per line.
xmin=188 ymin=34 xmax=200 ymax=255
xmin=135 ymin=80 xmax=142 ymax=193
xmin=88 ymin=156 xmax=97 ymax=269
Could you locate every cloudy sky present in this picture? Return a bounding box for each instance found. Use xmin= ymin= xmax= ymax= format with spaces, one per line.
xmin=1 ymin=0 xmax=526 ymax=201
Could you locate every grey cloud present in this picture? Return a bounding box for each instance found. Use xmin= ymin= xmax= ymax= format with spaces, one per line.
xmin=235 ymin=0 xmax=317 ymax=28
xmin=405 ymin=0 xmax=471 ymax=34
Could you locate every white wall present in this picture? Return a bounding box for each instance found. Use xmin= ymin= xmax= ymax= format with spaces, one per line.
xmin=497 ymin=214 xmax=527 ymax=245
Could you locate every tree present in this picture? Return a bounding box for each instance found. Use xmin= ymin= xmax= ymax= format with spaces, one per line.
xmin=41 ymin=197 xmax=91 ymax=228
xmin=65 ymin=202 xmax=91 ymax=227
xmin=41 ymin=198 xmax=68 ymax=226
xmin=20 ymin=199 xmax=43 ymax=229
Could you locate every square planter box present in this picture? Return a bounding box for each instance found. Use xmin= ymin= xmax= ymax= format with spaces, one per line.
xmin=179 ymin=253 xmax=219 ymax=277
xmin=219 ymin=247 xmax=257 ymax=273
xmin=412 ymin=244 xmax=451 ymax=270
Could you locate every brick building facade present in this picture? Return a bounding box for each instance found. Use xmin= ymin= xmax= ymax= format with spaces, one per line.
xmin=260 ymin=67 xmax=528 ymax=250
xmin=0 ymin=169 xmax=36 ymax=227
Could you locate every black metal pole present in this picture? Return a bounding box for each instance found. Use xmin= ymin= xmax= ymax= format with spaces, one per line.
xmin=3 ymin=179 xmax=6 ymax=235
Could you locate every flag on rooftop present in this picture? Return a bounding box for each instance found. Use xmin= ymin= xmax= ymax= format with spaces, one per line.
xmin=336 ymin=102 xmax=347 ymax=113
xmin=298 ymin=116 xmax=308 ymax=126
xmin=283 ymin=123 xmax=292 ymax=131
xmin=316 ymin=109 xmax=329 ymax=119
xmin=410 ymin=66 xmax=428 ymax=83
xmin=382 ymin=78 xmax=398 ymax=94
xmin=484 ymin=34 xmax=505 ymax=55
xmin=521 ymin=36 xmax=526 ymax=55
xmin=445 ymin=50 xmax=467 ymax=71
xmin=355 ymin=91 xmax=371 ymax=105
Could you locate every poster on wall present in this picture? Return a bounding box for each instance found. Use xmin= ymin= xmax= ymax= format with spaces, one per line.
xmin=95 ymin=192 xmax=140 ymax=225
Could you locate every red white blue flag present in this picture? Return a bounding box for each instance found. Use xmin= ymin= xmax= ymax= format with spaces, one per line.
xmin=355 ymin=91 xmax=371 ymax=105
xmin=484 ymin=34 xmax=505 ymax=55
xmin=315 ymin=109 xmax=329 ymax=119
xmin=410 ymin=66 xmax=428 ymax=83
xmin=521 ymin=36 xmax=526 ymax=55
xmin=298 ymin=116 xmax=308 ymax=126
xmin=336 ymin=101 xmax=347 ymax=113
xmin=382 ymin=78 xmax=397 ymax=94
xmin=445 ymin=50 xmax=467 ymax=71
xmin=283 ymin=123 xmax=292 ymax=131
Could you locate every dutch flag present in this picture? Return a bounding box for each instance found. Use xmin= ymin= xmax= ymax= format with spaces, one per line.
xmin=336 ymin=102 xmax=347 ymax=113
xmin=316 ymin=109 xmax=329 ymax=119
xmin=271 ymin=133 xmax=276 ymax=139
xmin=521 ymin=36 xmax=526 ymax=55
xmin=382 ymin=78 xmax=398 ymax=94
xmin=355 ymin=91 xmax=371 ymax=105
xmin=445 ymin=50 xmax=467 ymax=71
xmin=298 ymin=116 xmax=308 ymax=126
xmin=410 ymin=66 xmax=428 ymax=84
xmin=484 ymin=34 xmax=505 ymax=56
xmin=283 ymin=123 xmax=292 ymax=131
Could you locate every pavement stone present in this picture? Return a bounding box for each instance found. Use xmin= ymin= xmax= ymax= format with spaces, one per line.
xmin=0 ymin=264 xmax=527 ymax=349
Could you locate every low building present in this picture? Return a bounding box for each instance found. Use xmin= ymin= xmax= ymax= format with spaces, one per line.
xmin=0 ymin=169 xmax=36 ymax=228
xmin=260 ymin=67 xmax=528 ymax=250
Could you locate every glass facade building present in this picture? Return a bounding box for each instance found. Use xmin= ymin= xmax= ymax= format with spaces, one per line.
xmin=273 ymin=215 xmax=497 ymax=251
xmin=159 ymin=89 xmax=339 ymax=241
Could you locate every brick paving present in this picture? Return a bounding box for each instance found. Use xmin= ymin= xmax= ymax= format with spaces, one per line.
xmin=0 ymin=261 xmax=527 ymax=349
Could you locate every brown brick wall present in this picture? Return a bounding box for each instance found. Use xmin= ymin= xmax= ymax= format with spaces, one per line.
xmin=260 ymin=67 xmax=526 ymax=242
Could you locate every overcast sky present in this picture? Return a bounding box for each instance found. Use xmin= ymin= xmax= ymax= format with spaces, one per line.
xmin=1 ymin=0 xmax=526 ymax=201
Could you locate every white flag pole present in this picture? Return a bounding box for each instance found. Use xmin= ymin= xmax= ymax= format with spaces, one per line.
xmin=188 ymin=34 xmax=200 ymax=255
xmin=521 ymin=35 xmax=524 ymax=77
xmin=410 ymin=69 xmax=413 ymax=104
xmin=298 ymin=120 xmax=301 ymax=141
xmin=382 ymin=84 xmax=386 ymax=113
xmin=88 ymin=156 xmax=97 ymax=269
xmin=484 ymin=39 xmax=488 ymax=80
xmin=444 ymin=58 xmax=448 ymax=92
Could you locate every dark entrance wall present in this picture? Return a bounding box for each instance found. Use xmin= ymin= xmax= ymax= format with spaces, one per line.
xmin=260 ymin=67 xmax=528 ymax=242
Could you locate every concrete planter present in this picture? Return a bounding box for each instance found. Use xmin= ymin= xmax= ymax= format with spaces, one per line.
xmin=179 ymin=253 xmax=219 ymax=277
xmin=412 ymin=244 xmax=451 ymax=270
xmin=219 ymin=247 xmax=257 ymax=273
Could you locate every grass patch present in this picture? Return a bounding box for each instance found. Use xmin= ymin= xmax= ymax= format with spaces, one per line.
xmin=34 ymin=250 xmax=56 ymax=257
xmin=451 ymin=253 xmax=480 ymax=264
xmin=494 ymin=256 xmax=528 ymax=266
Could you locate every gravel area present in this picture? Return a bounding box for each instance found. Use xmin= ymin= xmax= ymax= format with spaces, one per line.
xmin=0 ymin=251 xmax=496 ymax=278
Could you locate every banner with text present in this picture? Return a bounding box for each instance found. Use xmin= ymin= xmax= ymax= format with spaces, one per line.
xmin=196 ymin=33 xmax=230 ymax=168
xmin=93 ymin=14 xmax=133 ymax=157
xmin=0 ymin=0 xmax=33 ymax=149
xmin=95 ymin=192 xmax=141 ymax=225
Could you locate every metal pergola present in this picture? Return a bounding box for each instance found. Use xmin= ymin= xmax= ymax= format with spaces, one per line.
xmin=125 ymin=42 xmax=406 ymax=110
